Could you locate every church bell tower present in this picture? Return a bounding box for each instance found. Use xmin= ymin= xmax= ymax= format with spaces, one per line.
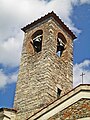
xmin=14 ymin=12 xmax=76 ymax=119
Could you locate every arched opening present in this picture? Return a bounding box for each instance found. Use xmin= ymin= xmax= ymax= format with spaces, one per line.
xmin=56 ymin=33 xmax=66 ymax=57
xmin=31 ymin=30 xmax=43 ymax=53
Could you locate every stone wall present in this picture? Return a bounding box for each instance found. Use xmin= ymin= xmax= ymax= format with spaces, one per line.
xmin=14 ymin=17 xmax=73 ymax=119
xmin=48 ymin=98 xmax=90 ymax=120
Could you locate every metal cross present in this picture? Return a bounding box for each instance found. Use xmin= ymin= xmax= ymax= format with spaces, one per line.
xmin=80 ymin=72 xmax=85 ymax=84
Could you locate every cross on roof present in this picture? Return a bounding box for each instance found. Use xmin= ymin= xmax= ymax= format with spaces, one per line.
xmin=80 ymin=72 xmax=85 ymax=84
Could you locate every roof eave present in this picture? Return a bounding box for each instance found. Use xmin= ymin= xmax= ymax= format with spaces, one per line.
xmin=21 ymin=11 xmax=77 ymax=40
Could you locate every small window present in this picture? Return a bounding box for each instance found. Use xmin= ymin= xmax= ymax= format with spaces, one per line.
xmin=56 ymin=33 xmax=66 ymax=57
xmin=32 ymin=30 xmax=43 ymax=53
xmin=57 ymin=88 xmax=61 ymax=98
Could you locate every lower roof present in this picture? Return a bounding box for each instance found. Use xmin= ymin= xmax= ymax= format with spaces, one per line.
xmin=27 ymin=84 xmax=90 ymax=120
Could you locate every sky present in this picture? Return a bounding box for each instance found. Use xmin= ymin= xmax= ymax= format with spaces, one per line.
xmin=0 ymin=0 xmax=90 ymax=108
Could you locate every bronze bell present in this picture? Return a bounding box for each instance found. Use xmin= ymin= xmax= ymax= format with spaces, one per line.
xmin=33 ymin=37 xmax=42 ymax=52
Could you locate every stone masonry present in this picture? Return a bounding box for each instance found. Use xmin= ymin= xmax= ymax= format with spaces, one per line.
xmin=48 ymin=98 xmax=90 ymax=120
xmin=14 ymin=12 xmax=76 ymax=120
xmin=28 ymin=84 xmax=90 ymax=120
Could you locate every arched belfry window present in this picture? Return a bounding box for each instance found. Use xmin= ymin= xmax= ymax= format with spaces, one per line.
xmin=31 ymin=30 xmax=43 ymax=53
xmin=56 ymin=33 xmax=66 ymax=57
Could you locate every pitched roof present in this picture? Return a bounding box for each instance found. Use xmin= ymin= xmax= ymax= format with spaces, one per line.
xmin=21 ymin=11 xmax=76 ymax=39
xmin=27 ymin=84 xmax=90 ymax=120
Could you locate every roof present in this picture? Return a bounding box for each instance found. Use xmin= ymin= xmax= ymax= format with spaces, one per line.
xmin=21 ymin=11 xmax=76 ymax=39
xmin=27 ymin=84 xmax=90 ymax=120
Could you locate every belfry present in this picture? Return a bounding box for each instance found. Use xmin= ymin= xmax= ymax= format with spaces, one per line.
xmin=14 ymin=11 xmax=76 ymax=119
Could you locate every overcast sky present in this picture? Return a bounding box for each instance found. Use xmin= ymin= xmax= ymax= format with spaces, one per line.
xmin=0 ymin=0 xmax=90 ymax=108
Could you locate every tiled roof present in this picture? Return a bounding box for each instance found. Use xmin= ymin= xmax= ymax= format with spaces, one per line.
xmin=21 ymin=11 xmax=76 ymax=39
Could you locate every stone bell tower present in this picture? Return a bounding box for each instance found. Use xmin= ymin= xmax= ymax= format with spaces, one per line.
xmin=14 ymin=12 xmax=76 ymax=119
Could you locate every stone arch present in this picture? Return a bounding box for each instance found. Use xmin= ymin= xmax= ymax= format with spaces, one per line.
xmin=58 ymin=32 xmax=67 ymax=44
xmin=32 ymin=30 xmax=43 ymax=39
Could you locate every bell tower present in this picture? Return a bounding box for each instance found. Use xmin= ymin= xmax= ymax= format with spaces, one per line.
xmin=14 ymin=12 xmax=76 ymax=119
